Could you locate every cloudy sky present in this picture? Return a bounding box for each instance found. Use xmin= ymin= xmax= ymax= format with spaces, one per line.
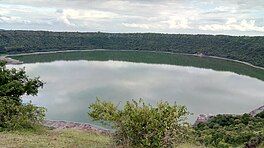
xmin=0 ymin=0 xmax=263 ymax=36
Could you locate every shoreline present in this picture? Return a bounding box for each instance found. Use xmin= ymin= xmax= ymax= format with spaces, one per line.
xmin=6 ymin=49 xmax=264 ymax=70
xmin=44 ymin=105 xmax=263 ymax=132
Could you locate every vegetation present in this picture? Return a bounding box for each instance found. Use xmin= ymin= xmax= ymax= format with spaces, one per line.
xmin=1 ymin=47 xmax=263 ymax=147
xmin=89 ymin=99 xmax=264 ymax=147
xmin=195 ymin=112 xmax=264 ymax=147
xmin=0 ymin=127 xmax=203 ymax=148
xmin=0 ymin=30 xmax=263 ymax=67
xmin=11 ymin=50 xmax=264 ymax=81
xmin=89 ymin=99 xmax=195 ymax=147
xmin=0 ymin=62 xmax=45 ymax=130
xmin=0 ymin=128 xmax=112 ymax=147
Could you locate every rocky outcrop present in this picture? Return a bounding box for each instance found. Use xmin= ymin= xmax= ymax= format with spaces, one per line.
xmin=193 ymin=114 xmax=213 ymax=126
xmin=0 ymin=56 xmax=23 ymax=64
xmin=42 ymin=120 xmax=110 ymax=134
xmin=194 ymin=105 xmax=264 ymax=126
xmin=249 ymin=105 xmax=264 ymax=116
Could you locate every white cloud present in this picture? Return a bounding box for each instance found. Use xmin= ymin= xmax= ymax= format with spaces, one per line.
xmin=57 ymin=14 xmax=73 ymax=26
xmin=122 ymin=17 xmax=191 ymax=30
xmin=53 ymin=8 xmax=120 ymax=27
xmin=214 ymin=6 xmax=237 ymax=13
xmin=61 ymin=9 xmax=119 ymax=20
xmin=0 ymin=15 xmax=31 ymax=24
xmin=199 ymin=19 xmax=264 ymax=32
xmin=0 ymin=8 xmax=9 ymax=14
xmin=164 ymin=17 xmax=190 ymax=29
xmin=226 ymin=18 xmax=237 ymax=24
xmin=122 ymin=23 xmax=160 ymax=29
xmin=0 ymin=0 xmax=263 ymax=35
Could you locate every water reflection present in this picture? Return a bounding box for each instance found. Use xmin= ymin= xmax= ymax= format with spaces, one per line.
xmin=10 ymin=60 xmax=264 ymax=125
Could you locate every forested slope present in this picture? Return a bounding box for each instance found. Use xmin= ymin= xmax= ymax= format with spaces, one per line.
xmin=0 ymin=30 xmax=263 ymax=67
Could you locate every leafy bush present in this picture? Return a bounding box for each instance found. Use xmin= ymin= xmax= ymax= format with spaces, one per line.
xmin=0 ymin=97 xmax=46 ymax=130
xmin=255 ymin=111 xmax=264 ymax=119
xmin=0 ymin=62 xmax=45 ymax=130
xmin=195 ymin=113 xmax=264 ymax=147
xmin=88 ymin=99 xmax=194 ymax=147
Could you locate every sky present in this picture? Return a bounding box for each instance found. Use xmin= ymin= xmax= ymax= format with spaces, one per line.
xmin=0 ymin=0 xmax=263 ymax=36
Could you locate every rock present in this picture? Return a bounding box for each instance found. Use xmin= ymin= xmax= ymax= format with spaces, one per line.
xmin=249 ymin=105 xmax=264 ymax=116
xmin=193 ymin=105 xmax=264 ymax=126
xmin=42 ymin=120 xmax=110 ymax=134
xmin=0 ymin=56 xmax=23 ymax=64
xmin=194 ymin=114 xmax=213 ymax=126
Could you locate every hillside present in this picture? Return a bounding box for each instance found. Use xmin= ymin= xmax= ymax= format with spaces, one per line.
xmin=0 ymin=30 xmax=263 ymax=67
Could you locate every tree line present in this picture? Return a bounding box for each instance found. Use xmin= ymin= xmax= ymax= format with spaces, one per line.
xmin=0 ymin=30 xmax=263 ymax=67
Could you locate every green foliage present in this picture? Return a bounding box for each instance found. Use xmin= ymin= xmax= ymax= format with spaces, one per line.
xmin=255 ymin=111 xmax=264 ymax=119
xmin=195 ymin=114 xmax=264 ymax=147
xmin=0 ymin=62 xmax=45 ymax=130
xmin=0 ymin=97 xmax=46 ymax=130
xmin=88 ymin=99 xmax=194 ymax=147
xmin=0 ymin=30 xmax=263 ymax=67
xmin=0 ymin=63 xmax=43 ymax=99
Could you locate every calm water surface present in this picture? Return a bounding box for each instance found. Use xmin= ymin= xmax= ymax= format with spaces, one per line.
xmin=10 ymin=60 xmax=264 ymax=126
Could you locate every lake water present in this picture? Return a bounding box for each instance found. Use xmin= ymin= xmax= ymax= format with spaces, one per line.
xmin=10 ymin=60 xmax=264 ymax=126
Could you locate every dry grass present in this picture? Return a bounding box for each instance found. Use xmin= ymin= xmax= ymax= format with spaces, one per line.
xmin=0 ymin=128 xmax=204 ymax=148
xmin=0 ymin=129 xmax=113 ymax=148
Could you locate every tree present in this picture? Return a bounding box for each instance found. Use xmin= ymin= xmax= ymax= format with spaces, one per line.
xmin=88 ymin=99 xmax=194 ymax=147
xmin=0 ymin=61 xmax=45 ymax=130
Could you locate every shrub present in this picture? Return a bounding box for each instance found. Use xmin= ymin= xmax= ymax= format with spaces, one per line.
xmin=255 ymin=111 xmax=264 ymax=119
xmin=0 ymin=62 xmax=45 ymax=130
xmin=88 ymin=99 xmax=194 ymax=147
xmin=0 ymin=97 xmax=46 ymax=130
xmin=195 ymin=114 xmax=264 ymax=147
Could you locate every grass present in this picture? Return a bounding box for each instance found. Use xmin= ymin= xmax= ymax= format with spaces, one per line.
xmin=0 ymin=127 xmax=204 ymax=148
xmin=0 ymin=128 xmax=113 ymax=148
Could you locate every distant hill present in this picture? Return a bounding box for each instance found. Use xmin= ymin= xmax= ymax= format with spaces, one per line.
xmin=0 ymin=30 xmax=263 ymax=67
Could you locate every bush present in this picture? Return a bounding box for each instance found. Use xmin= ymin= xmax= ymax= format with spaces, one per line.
xmin=255 ymin=111 xmax=264 ymax=119
xmin=88 ymin=99 xmax=194 ymax=147
xmin=0 ymin=97 xmax=46 ymax=130
xmin=0 ymin=62 xmax=45 ymax=130
xmin=195 ymin=114 xmax=264 ymax=147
